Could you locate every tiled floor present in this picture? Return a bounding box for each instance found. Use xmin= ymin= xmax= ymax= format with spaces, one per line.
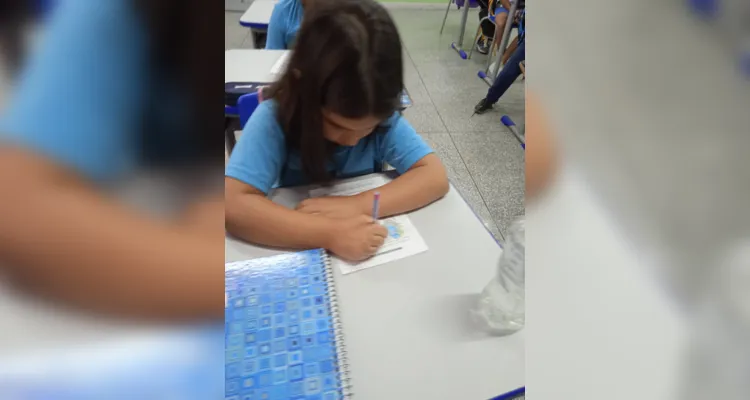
xmin=225 ymin=7 xmax=525 ymax=241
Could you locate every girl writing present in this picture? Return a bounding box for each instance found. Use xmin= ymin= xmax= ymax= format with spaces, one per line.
xmin=225 ymin=0 xmax=449 ymax=261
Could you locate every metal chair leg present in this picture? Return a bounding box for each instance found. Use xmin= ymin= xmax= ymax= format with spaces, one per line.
xmin=468 ymin=25 xmax=482 ymax=59
xmin=440 ymin=0 xmax=454 ymax=35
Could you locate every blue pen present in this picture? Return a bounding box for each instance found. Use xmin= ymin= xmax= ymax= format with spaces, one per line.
xmin=372 ymin=192 xmax=381 ymax=220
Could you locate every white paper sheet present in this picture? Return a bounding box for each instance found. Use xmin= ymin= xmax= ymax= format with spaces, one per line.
xmin=308 ymin=175 xmax=429 ymax=274
xmin=270 ymin=52 xmax=291 ymax=75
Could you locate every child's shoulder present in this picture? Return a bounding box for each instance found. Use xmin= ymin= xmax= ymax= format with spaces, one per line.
xmin=384 ymin=112 xmax=411 ymax=133
xmin=275 ymin=0 xmax=303 ymax=12
xmin=245 ymin=99 xmax=282 ymax=130
xmin=251 ymin=98 xmax=278 ymax=118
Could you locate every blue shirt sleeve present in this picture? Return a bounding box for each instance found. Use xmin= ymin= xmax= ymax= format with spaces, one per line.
xmin=0 ymin=0 xmax=146 ymax=181
xmin=265 ymin=2 xmax=288 ymax=50
xmin=225 ymin=101 xmax=287 ymax=195
xmin=379 ymin=115 xmax=434 ymax=174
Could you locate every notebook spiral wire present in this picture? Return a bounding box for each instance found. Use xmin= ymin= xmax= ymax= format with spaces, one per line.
xmin=321 ymin=249 xmax=354 ymax=399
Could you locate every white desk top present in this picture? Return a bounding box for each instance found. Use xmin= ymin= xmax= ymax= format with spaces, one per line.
xmin=525 ymin=167 xmax=687 ymax=400
xmin=239 ymin=0 xmax=279 ymax=29
xmin=225 ymin=49 xmax=286 ymax=84
xmin=225 ymin=173 xmax=525 ymax=399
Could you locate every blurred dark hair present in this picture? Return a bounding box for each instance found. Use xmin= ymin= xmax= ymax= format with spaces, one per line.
xmin=134 ymin=0 xmax=221 ymax=167
xmin=0 ymin=0 xmax=31 ymax=73
xmin=0 ymin=1 xmax=221 ymax=167
xmin=265 ymin=0 xmax=404 ymax=183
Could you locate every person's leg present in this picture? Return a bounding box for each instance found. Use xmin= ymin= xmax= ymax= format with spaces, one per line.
xmin=492 ymin=11 xmax=508 ymax=49
xmin=475 ymin=0 xmax=495 ymax=54
xmin=477 ymin=0 xmax=490 ymax=19
xmin=501 ymin=36 xmax=518 ymax=65
xmin=474 ymin=40 xmax=524 ymax=113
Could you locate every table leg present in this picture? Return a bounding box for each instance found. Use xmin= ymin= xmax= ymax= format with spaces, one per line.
xmin=225 ymin=117 xmax=239 ymax=155
xmin=501 ymin=115 xmax=525 ymax=149
xmin=450 ymin=2 xmax=472 ymax=59
xmin=251 ymin=30 xmax=267 ymax=49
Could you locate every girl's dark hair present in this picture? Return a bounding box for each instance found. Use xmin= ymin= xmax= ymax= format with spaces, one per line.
xmin=1 ymin=0 xmax=221 ymax=167
xmin=134 ymin=0 xmax=221 ymax=167
xmin=0 ymin=0 xmax=31 ymax=74
xmin=265 ymin=0 xmax=404 ymax=183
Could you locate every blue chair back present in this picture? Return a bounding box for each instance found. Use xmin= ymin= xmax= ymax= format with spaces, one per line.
xmin=454 ymin=0 xmax=480 ymax=8
xmin=238 ymin=92 xmax=260 ymax=128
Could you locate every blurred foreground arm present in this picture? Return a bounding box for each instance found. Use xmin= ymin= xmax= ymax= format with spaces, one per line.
xmin=0 ymin=147 xmax=223 ymax=321
xmin=526 ymin=93 xmax=559 ymax=201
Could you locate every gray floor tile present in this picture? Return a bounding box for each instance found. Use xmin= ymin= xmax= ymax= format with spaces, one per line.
xmin=410 ymin=55 xmax=489 ymax=99
xmin=451 ymin=132 xmax=524 ymax=238
xmin=225 ymin=12 xmax=250 ymax=49
xmin=402 ymin=103 xmax=447 ymax=134
xmin=402 ymin=50 xmax=431 ymax=106
xmin=429 ymin=78 xmax=524 ymax=134
xmin=241 ymin=29 xmax=260 ymax=49
xmin=421 ymin=133 xmax=503 ymax=241
xmin=391 ymin=8 xmax=479 ymax=54
xmin=408 ymin=56 xmax=524 ymax=135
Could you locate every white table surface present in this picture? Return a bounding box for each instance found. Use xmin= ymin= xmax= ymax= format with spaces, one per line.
xmin=526 ymin=167 xmax=687 ymax=400
xmin=225 ymin=173 xmax=525 ymax=400
xmin=239 ymin=0 xmax=279 ymax=29
xmin=225 ymin=49 xmax=287 ymax=84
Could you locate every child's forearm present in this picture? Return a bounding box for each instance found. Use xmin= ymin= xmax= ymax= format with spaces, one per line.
xmin=0 ymin=151 xmax=222 ymax=321
xmin=354 ymin=156 xmax=449 ymax=218
xmin=226 ymin=192 xmax=337 ymax=250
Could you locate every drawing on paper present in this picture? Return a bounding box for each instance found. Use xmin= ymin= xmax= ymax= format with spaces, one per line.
xmin=307 ymin=176 xmax=428 ymax=274
xmin=382 ymin=219 xmax=405 ymax=240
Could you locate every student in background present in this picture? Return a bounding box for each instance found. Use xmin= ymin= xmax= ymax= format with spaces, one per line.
xmin=476 ymin=0 xmax=509 ymax=55
xmin=266 ymin=0 xmax=305 ymax=50
xmin=0 ymin=0 xmax=223 ymax=320
xmin=225 ymin=0 xmax=449 ymax=262
xmin=473 ymin=9 xmax=525 ymax=114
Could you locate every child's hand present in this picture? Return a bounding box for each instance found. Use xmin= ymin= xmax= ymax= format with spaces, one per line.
xmin=296 ymin=196 xmax=365 ymax=219
xmin=327 ymin=215 xmax=388 ymax=261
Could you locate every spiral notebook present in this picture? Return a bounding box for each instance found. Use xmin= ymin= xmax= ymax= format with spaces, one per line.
xmin=225 ymin=249 xmax=350 ymax=400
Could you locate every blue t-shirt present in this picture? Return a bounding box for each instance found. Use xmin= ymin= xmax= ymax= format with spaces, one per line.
xmin=226 ymin=101 xmax=433 ymax=194
xmin=0 ymin=0 xmax=183 ymax=182
xmin=265 ymin=0 xmax=303 ymax=50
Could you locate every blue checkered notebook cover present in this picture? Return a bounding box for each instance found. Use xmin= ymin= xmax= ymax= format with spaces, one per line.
xmin=225 ymin=249 xmax=350 ymax=400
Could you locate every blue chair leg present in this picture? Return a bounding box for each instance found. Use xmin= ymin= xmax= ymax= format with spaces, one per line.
xmin=501 ymin=115 xmax=525 ymax=149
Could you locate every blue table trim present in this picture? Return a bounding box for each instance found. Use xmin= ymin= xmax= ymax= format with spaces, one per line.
xmin=490 ymin=386 xmax=525 ymax=400
xmin=240 ymin=21 xmax=270 ymax=30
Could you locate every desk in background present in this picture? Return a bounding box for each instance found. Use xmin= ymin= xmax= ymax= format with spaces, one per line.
xmin=224 ymin=49 xmax=287 ymax=151
xmin=239 ymin=0 xmax=279 ymax=49
xmin=225 ymin=49 xmax=287 ymax=85
xmin=225 ymin=173 xmax=525 ymax=400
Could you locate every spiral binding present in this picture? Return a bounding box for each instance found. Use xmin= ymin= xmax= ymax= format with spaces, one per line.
xmin=320 ymin=249 xmax=354 ymax=399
